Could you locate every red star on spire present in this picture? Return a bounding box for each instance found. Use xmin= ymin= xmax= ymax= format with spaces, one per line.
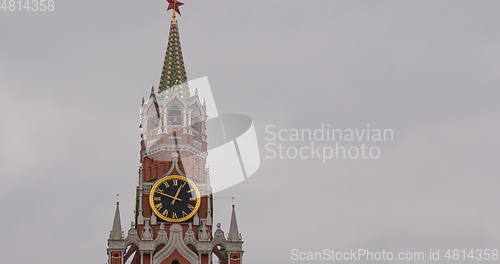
xmin=167 ymin=0 xmax=184 ymax=16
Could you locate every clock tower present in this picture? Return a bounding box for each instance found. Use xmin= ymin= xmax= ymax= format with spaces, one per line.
xmin=106 ymin=1 xmax=244 ymax=263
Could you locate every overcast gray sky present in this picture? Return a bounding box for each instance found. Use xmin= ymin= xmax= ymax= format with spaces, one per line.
xmin=1 ymin=0 xmax=500 ymax=263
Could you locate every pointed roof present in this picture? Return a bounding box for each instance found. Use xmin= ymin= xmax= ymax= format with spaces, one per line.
xmin=159 ymin=15 xmax=189 ymax=94
xmin=109 ymin=200 xmax=123 ymax=240
xmin=145 ymin=86 xmax=160 ymax=118
xmin=228 ymin=204 xmax=241 ymax=241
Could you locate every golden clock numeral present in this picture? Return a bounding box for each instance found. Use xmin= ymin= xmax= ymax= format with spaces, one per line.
xmin=187 ymin=204 xmax=195 ymax=210
xmin=153 ymin=197 xmax=161 ymax=201
xmin=182 ymin=211 xmax=188 ymax=217
xmin=163 ymin=182 xmax=169 ymax=188
xmin=162 ymin=209 xmax=169 ymax=216
xmin=172 ymin=179 xmax=178 ymax=186
xmin=172 ymin=212 xmax=178 ymax=219
xmin=187 ymin=189 xmax=194 ymax=193
xmin=189 ymin=197 xmax=197 ymax=201
xmin=155 ymin=203 xmax=163 ymax=209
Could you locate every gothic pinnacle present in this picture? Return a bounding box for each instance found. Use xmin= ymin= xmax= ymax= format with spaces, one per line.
xmin=109 ymin=198 xmax=123 ymax=240
xmin=228 ymin=201 xmax=242 ymax=241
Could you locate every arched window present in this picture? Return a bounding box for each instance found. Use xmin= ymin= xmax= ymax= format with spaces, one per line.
xmin=167 ymin=102 xmax=183 ymax=126
xmin=172 ymin=260 xmax=180 ymax=264
xmin=191 ymin=106 xmax=202 ymax=132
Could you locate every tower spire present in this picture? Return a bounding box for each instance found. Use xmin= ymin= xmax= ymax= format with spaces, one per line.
xmin=228 ymin=201 xmax=242 ymax=241
xmin=159 ymin=0 xmax=188 ymax=93
xmin=109 ymin=196 xmax=123 ymax=240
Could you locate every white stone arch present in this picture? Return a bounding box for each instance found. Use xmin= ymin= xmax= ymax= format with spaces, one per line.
xmin=123 ymin=238 xmax=141 ymax=264
xmin=153 ymin=224 xmax=198 ymax=264
xmin=125 ymin=233 xmax=141 ymax=249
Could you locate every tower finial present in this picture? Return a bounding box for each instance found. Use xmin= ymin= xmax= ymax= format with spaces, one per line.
xmin=166 ymin=0 xmax=183 ymax=24
xmin=166 ymin=0 xmax=184 ymax=17
xmin=116 ymin=194 xmax=120 ymax=205
xmin=172 ymin=9 xmax=177 ymax=24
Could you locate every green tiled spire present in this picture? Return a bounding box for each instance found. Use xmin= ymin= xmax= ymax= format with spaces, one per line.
xmin=159 ymin=16 xmax=188 ymax=93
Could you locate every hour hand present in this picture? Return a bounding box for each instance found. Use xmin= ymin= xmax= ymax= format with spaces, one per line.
xmin=155 ymin=190 xmax=182 ymax=201
xmin=171 ymin=183 xmax=186 ymax=205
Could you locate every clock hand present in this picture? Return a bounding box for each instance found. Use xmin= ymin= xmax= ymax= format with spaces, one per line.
xmin=156 ymin=191 xmax=182 ymax=201
xmin=171 ymin=183 xmax=186 ymax=205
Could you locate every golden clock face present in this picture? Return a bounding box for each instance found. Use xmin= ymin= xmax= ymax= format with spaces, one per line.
xmin=149 ymin=175 xmax=201 ymax=223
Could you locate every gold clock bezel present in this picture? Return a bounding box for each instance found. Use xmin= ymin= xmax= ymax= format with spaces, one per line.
xmin=149 ymin=175 xmax=201 ymax=223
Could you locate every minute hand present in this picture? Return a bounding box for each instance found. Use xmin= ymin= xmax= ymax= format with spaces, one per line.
xmin=156 ymin=191 xmax=182 ymax=201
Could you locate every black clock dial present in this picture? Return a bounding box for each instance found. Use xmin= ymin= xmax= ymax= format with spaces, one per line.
xmin=149 ymin=175 xmax=201 ymax=222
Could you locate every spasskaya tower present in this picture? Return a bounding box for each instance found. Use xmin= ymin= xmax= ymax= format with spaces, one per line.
xmin=106 ymin=1 xmax=244 ymax=263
